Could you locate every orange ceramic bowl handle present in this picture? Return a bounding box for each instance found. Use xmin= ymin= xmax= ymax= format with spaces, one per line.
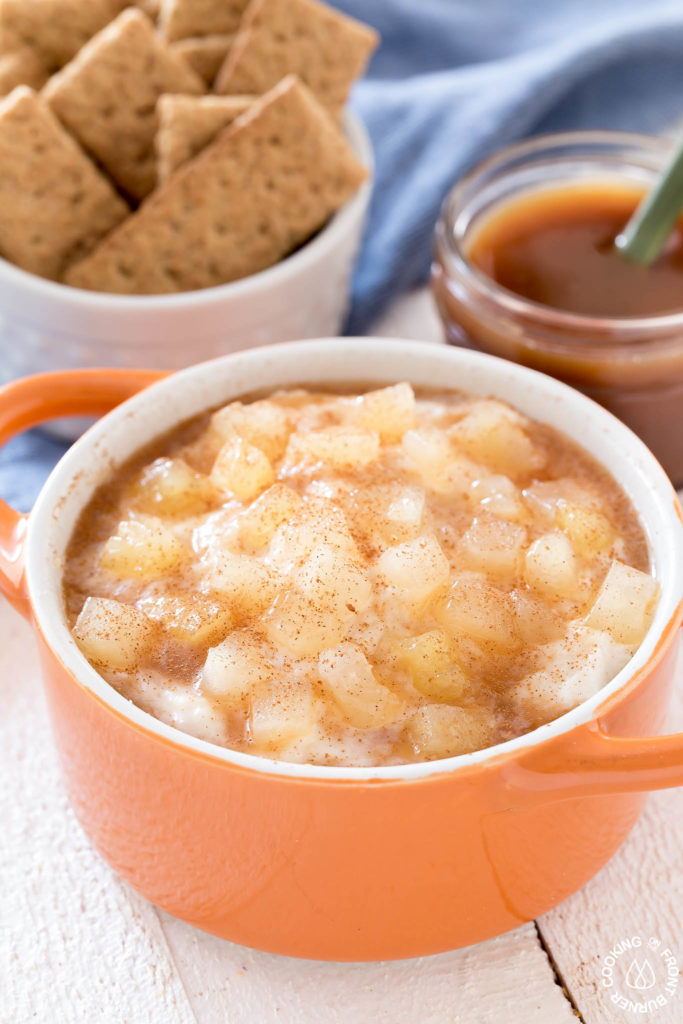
xmin=505 ymin=724 xmax=683 ymax=804
xmin=504 ymin=605 xmax=683 ymax=803
xmin=0 ymin=368 xmax=165 ymax=619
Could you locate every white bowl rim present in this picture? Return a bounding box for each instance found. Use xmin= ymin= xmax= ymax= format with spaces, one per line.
xmin=23 ymin=338 xmax=683 ymax=782
xmin=0 ymin=110 xmax=373 ymax=316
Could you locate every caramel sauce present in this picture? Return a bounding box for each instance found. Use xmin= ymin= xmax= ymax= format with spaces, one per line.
xmin=468 ymin=183 xmax=683 ymax=318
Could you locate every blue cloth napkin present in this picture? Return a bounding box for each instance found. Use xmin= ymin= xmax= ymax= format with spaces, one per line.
xmin=5 ymin=0 xmax=683 ymax=512
xmin=343 ymin=0 xmax=683 ymax=332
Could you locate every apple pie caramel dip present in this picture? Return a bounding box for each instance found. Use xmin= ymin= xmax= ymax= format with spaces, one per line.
xmin=63 ymin=383 xmax=658 ymax=766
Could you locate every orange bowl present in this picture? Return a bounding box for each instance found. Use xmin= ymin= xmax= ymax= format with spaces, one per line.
xmin=0 ymin=339 xmax=681 ymax=961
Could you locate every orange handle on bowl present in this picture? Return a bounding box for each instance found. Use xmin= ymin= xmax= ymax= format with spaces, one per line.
xmin=0 ymin=368 xmax=165 ymax=619
xmin=502 ymin=604 xmax=683 ymax=802
xmin=505 ymin=721 xmax=683 ymax=802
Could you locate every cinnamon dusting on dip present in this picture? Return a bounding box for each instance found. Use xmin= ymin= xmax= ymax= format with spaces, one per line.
xmin=64 ymin=385 xmax=657 ymax=766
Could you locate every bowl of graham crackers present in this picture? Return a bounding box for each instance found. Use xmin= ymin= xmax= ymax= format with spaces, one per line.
xmin=0 ymin=0 xmax=376 ymax=395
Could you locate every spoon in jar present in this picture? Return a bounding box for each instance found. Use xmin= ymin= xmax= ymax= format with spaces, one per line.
xmin=615 ymin=135 xmax=683 ymax=265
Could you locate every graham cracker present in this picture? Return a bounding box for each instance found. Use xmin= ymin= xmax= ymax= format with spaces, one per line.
xmin=136 ymin=0 xmax=160 ymax=20
xmin=0 ymin=86 xmax=128 ymax=280
xmin=42 ymin=8 xmax=205 ymax=202
xmin=65 ymin=75 xmax=367 ymax=294
xmin=159 ymin=0 xmax=249 ymax=42
xmin=156 ymin=93 xmax=252 ymax=180
xmin=0 ymin=46 xmax=48 ymax=95
xmin=171 ymin=34 xmax=234 ymax=85
xmin=214 ymin=0 xmax=378 ymax=114
xmin=0 ymin=0 xmax=128 ymax=71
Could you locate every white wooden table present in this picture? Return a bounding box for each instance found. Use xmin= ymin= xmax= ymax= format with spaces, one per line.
xmin=1 ymin=290 xmax=682 ymax=1024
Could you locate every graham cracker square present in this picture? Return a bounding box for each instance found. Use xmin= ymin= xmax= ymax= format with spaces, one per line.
xmin=0 ymin=0 xmax=128 ymax=71
xmin=171 ymin=34 xmax=234 ymax=85
xmin=214 ymin=0 xmax=378 ymax=114
xmin=66 ymin=75 xmax=367 ymax=294
xmin=0 ymin=46 xmax=48 ymax=96
xmin=42 ymin=8 xmax=205 ymax=201
xmin=156 ymin=93 xmax=253 ymax=180
xmin=0 ymin=86 xmax=128 ymax=279
xmin=159 ymin=0 xmax=249 ymax=42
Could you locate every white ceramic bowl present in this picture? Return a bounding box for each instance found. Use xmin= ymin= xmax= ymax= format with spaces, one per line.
xmin=0 ymin=112 xmax=372 ymax=428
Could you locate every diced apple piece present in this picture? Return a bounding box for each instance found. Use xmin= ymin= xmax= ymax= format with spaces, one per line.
xmin=510 ymin=588 xmax=565 ymax=645
xmin=461 ymin=516 xmax=527 ymax=577
xmin=265 ymin=591 xmax=350 ymax=658
xmin=525 ymin=532 xmax=578 ymax=598
xmin=406 ymin=704 xmax=495 ymax=759
xmin=295 ymin=544 xmax=372 ymax=615
xmin=386 ymin=487 xmax=425 ymax=533
xmin=238 ymin=484 xmax=302 ymax=552
xmin=401 ymin=427 xmax=452 ymax=490
xmin=318 ymin=643 xmax=404 ymax=728
xmin=249 ymin=680 xmax=318 ymax=748
xmin=394 ymin=629 xmax=469 ymax=702
xmin=211 ymin=435 xmax=275 ymax=501
xmin=137 ymin=593 xmax=232 ymax=648
xmin=511 ymin=625 xmax=633 ymax=714
xmin=152 ymin=686 xmax=228 ymax=745
xmin=205 ymin=551 xmax=278 ymax=616
xmin=285 ymin=426 xmax=380 ymax=470
xmin=347 ymin=484 xmax=425 ymax=547
xmin=346 ymin=608 xmax=386 ymax=653
xmin=523 ymin=478 xmax=598 ymax=526
xmin=584 ymin=560 xmax=659 ymax=646
xmin=555 ymin=503 xmax=614 ymax=557
xmin=304 ymin=478 xmax=353 ymax=502
xmin=134 ymin=457 xmax=214 ymax=516
xmin=202 ymin=632 xmax=273 ymax=704
xmin=450 ymin=402 xmax=545 ymax=477
xmin=444 ymin=452 xmax=487 ymax=495
xmin=414 ymin=667 xmax=470 ymax=703
xmin=395 ymin=629 xmax=452 ymax=678
xmin=211 ymin=399 xmax=291 ymax=461
xmin=470 ymin=474 xmax=528 ymax=523
xmin=100 ymin=517 xmax=186 ymax=579
xmin=268 ymin=499 xmax=359 ymax=567
xmin=377 ymin=535 xmax=450 ymax=606
xmin=402 ymin=427 xmax=482 ymax=495
xmin=73 ymin=596 xmax=157 ymax=671
xmin=352 ymin=383 xmax=416 ymax=442
xmin=438 ymin=575 xmax=519 ymax=649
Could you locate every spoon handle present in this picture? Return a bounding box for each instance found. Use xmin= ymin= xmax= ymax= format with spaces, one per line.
xmin=616 ymin=136 xmax=683 ymax=265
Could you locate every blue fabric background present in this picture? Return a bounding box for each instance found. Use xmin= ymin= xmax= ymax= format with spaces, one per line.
xmin=4 ymin=0 xmax=683 ymax=510
xmin=343 ymin=0 xmax=683 ymax=331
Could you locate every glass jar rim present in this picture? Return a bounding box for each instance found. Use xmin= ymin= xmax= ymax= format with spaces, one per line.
xmin=438 ymin=129 xmax=683 ymax=335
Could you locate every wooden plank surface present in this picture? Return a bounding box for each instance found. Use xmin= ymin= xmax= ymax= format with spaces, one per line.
xmin=0 ymin=606 xmax=197 ymax=1024
xmin=158 ymin=911 xmax=577 ymax=1024
xmin=538 ymin=660 xmax=683 ymax=1024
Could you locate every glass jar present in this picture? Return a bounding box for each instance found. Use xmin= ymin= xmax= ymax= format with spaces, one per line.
xmin=432 ymin=131 xmax=683 ymax=486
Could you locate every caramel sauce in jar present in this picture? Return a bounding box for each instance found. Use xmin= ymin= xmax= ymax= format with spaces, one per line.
xmin=432 ymin=133 xmax=683 ymax=485
xmin=468 ymin=183 xmax=683 ymax=318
